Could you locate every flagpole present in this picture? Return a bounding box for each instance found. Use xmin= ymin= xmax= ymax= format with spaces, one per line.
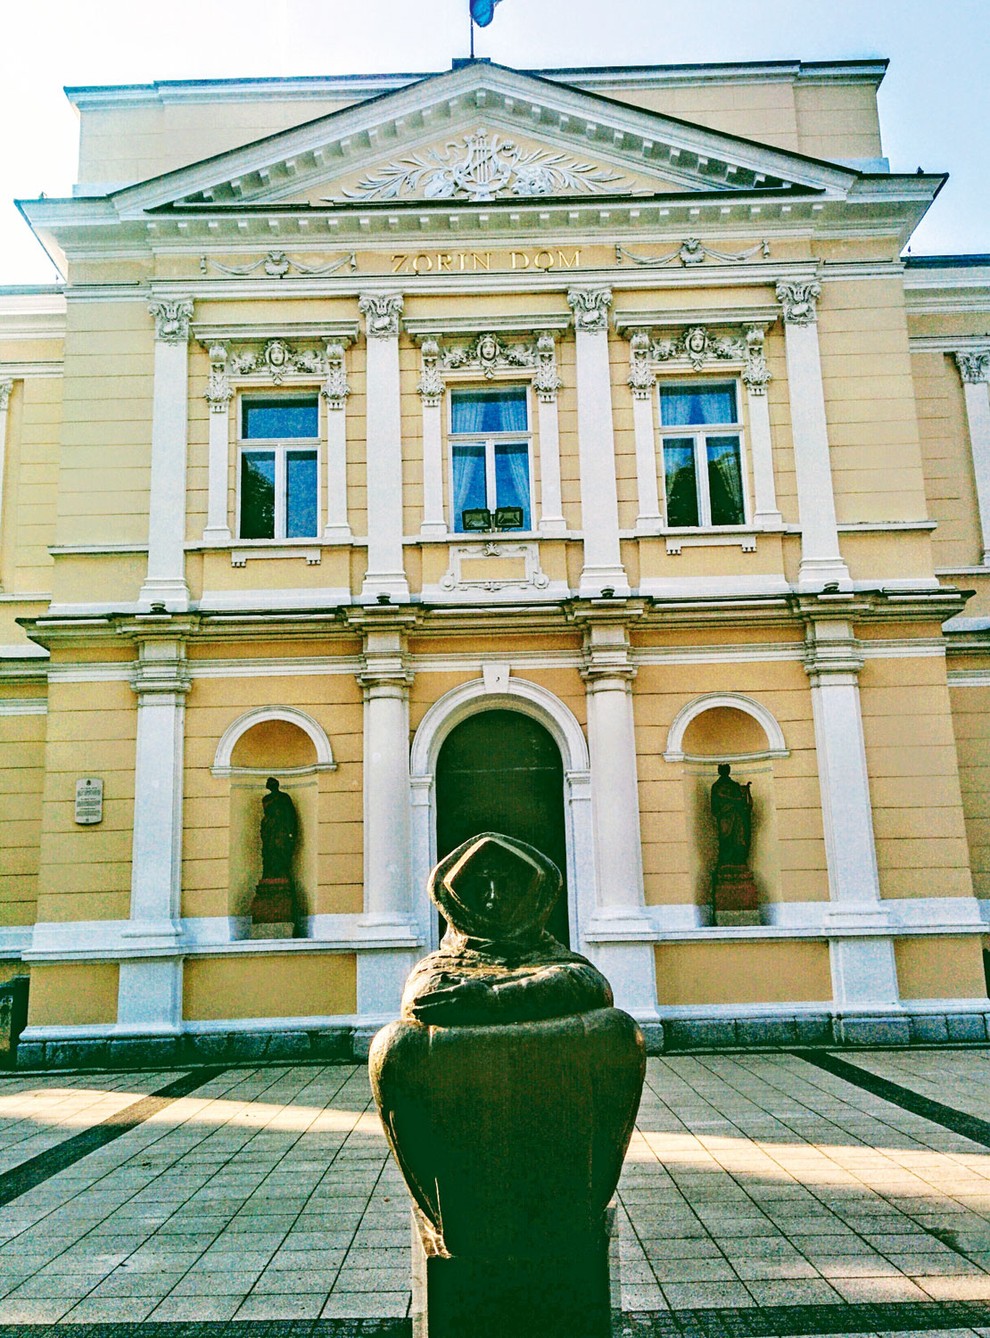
xmin=469 ymin=10 xmax=475 ymax=59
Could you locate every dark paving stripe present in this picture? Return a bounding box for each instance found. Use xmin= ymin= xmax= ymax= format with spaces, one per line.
xmin=792 ymin=1047 xmax=990 ymax=1149
xmin=0 ymin=1066 xmax=226 ymax=1209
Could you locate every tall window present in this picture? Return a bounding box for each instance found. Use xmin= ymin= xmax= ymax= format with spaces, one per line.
xmin=659 ymin=382 xmax=746 ymax=528
xmin=239 ymin=396 xmax=319 ymax=539
xmin=449 ymin=387 xmax=531 ymax=532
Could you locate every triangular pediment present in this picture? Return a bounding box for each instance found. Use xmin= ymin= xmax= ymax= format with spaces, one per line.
xmin=108 ymin=62 xmax=858 ymax=218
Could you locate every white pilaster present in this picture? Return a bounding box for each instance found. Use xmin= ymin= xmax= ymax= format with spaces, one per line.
xmin=416 ymin=338 xmax=448 ymax=540
xmin=359 ymin=293 xmax=409 ymax=601
xmin=323 ymin=341 xmax=353 ymax=541
xmin=580 ymin=616 xmax=657 ymax=1015
xmin=534 ymin=333 xmax=567 ymax=535
xmin=117 ymin=958 xmax=183 ymax=1034
xmin=742 ymin=325 xmax=782 ymax=527
xmin=141 ymin=299 xmax=194 ymax=609
xmin=625 ymin=332 xmax=662 ymax=532
xmin=0 ymin=379 xmax=12 ymax=573
xmin=804 ymin=616 xmax=898 ymax=1008
xmin=776 ymin=282 xmax=849 ymax=589
xmin=125 ymin=631 xmax=190 ymax=951
xmin=568 ymin=288 xmax=629 ymax=595
xmin=203 ymin=341 xmax=233 ymax=542
xmin=955 ymin=349 xmax=990 ymax=565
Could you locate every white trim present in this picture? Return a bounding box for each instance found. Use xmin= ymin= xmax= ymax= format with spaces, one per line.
xmin=948 ymin=669 xmax=990 ymax=687
xmin=196 ymin=586 xmax=352 ymax=610
xmin=0 ymin=698 xmax=46 ymax=715
xmin=0 ymin=926 xmax=32 ymax=957
xmin=213 ymin=705 xmax=335 ymax=772
xmin=191 ymin=655 xmax=362 ymax=679
xmin=664 ymin=692 xmax=787 ymax=762
xmin=409 ymin=676 xmax=593 ymax=954
xmin=640 ymin=575 xmax=791 ymax=598
xmin=46 ymin=664 xmax=132 ymax=683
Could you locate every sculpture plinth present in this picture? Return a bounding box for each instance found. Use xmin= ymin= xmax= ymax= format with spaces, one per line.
xmin=249 ymin=876 xmax=296 ymax=938
xmin=369 ymin=832 xmax=645 ymax=1338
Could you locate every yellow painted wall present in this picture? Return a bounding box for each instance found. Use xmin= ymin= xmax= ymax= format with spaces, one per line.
xmin=859 ymin=654 xmax=973 ymax=899
xmin=182 ymin=670 xmax=364 ymax=919
xmin=911 ymin=349 xmax=984 ymax=570
xmin=0 ymin=376 xmax=61 ymax=597
xmin=655 ymin=940 xmax=832 ymax=1006
xmin=895 ymin=936 xmax=988 ymax=1000
xmin=0 ymin=707 xmax=46 ymax=926
xmin=182 ymin=951 xmax=357 ymax=1020
xmin=949 ymin=683 xmax=990 ymax=899
xmin=35 ymin=678 xmax=136 ymax=923
xmin=28 ymin=961 xmax=119 ymax=1026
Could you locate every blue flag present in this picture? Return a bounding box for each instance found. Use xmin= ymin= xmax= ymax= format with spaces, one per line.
xmin=470 ymin=0 xmax=503 ymax=25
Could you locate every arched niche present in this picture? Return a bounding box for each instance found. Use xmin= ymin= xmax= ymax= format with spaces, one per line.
xmin=215 ymin=708 xmax=334 ymax=935
xmin=664 ymin=694 xmax=787 ymax=923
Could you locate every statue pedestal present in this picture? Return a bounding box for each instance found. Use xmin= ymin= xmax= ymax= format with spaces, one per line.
xmin=411 ymin=1203 xmax=618 ymax=1338
xmin=249 ymin=876 xmax=296 ymax=938
xmin=712 ymin=863 xmax=759 ymax=921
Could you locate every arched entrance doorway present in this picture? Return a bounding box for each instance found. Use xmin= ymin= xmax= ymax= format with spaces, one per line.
xmin=435 ymin=708 xmax=570 ymax=946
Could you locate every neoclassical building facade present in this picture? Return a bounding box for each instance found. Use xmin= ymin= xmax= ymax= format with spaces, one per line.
xmin=1 ymin=57 xmax=988 ymax=1065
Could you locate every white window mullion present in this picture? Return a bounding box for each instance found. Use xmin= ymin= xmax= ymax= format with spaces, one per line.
xmin=485 ymin=436 xmax=497 ymax=511
xmin=696 ymin=433 xmax=712 ymax=526
xmin=274 ymin=446 xmax=287 ymax=540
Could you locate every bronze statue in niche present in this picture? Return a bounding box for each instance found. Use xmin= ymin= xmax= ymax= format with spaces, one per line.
xmin=369 ymin=832 xmax=645 ymax=1338
xmin=709 ymin=762 xmax=759 ymax=923
xmin=249 ymin=777 xmax=301 ymax=936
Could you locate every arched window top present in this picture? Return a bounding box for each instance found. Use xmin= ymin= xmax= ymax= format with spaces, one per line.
xmin=664 ymin=692 xmax=788 ymax=763
xmin=213 ymin=706 xmax=336 ymax=777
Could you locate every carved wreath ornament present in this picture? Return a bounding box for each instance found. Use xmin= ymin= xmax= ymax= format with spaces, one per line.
xmin=339 ymin=128 xmax=630 ymax=202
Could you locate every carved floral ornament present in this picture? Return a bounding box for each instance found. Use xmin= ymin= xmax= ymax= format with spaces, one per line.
xmin=955 ymin=349 xmax=990 ymax=385
xmin=775 ymin=279 xmax=821 ymax=326
xmin=625 ymin=323 xmax=771 ymax=396
xmin=417 ymin=331 xmax=563 ymax=405
xmin=359 ymin=293 xmax=404 ymax=339
xmin=149 ymin=298 xmax=194 ymax=344
xmin=199 ymin=249 xmax=357 ymax=279
xmin=203 ymin=338 xmax=350 ymax=407
xmin=0 ymin=380 xmax=12 ymax=412
xmin=567 ymin=287 xmax=612 ymax=333
xmin=338 ymin=127 xmax=631 ymax=203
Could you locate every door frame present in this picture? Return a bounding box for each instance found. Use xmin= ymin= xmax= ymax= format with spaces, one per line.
xmin=410 ymin=678 xmax=594 ymax=952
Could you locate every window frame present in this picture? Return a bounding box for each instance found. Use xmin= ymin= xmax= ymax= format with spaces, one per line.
xmin=657 ymin=378 xmax=750 ymax=530
xmin=446 ymin=382 xmax=535 ymax=535
xmin=236 ymin=391 xmax=323 ymax=542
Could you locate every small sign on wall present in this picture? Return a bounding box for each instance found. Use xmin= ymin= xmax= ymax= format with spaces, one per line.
xmin=74 ymin=777 xmax=104 ymax=825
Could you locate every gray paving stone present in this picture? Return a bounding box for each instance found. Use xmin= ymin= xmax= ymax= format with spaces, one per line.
xmin=910 ymin=1015 xmax=951 ymax=1045
xmin=945 ymin=1013 xmax=987 ymax=1043
xmin=836 ymin=1016 xmax=912 ymax=1047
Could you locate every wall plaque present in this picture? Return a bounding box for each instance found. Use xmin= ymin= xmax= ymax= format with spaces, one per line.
xmin=74 ymin=777 xmax=104 ymax=826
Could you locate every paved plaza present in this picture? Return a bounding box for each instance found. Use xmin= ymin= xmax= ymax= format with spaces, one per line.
xmin=1 ymin=1050 xmax=990 ymax=1336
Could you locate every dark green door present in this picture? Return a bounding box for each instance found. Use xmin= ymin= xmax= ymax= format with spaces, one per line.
xmin=435 ymin=709 xmax=570 ymax=946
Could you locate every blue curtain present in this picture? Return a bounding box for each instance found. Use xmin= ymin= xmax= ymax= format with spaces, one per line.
xmin=659 ymin=383 xmax=735 ymax=428
xmin=494 ymin=442 xmax=531 ymax=528
xmin=453 ymin=444 xmax=486 ymax=524
xmin=451 ymin=388 xmax=528 ymax=434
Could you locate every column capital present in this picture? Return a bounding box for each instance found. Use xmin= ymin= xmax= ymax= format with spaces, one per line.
xmin=567 ymin=286 xmax=612 ymax=333
xmin=357 ymin=624 xmax=414 ymax=693
xmin=533 ymin=332 xmax=563 ymax=403
xmin=626 ymin=330 xmax=656 ymax=400
xmin=955 ymin=348 xmax=990 ymax=384
xmin=417 ymin=337 xmax=445 ymax=407
xmin=741 ymin=324 xmax=772 ymax=396
xmin=130 ymin=635 xmax=191 ymax=697
xmin=775 ymin=279 xmax=821 ymax=325
xmin=0 ymin=379 xmax=12 ymax=412
xmin=359 ymin=292 xmax=404 ymax=339
xmin=803 ymin=620 xmax=864 ymax=683
xmin=580 ymin=620 xmax=637 ymax=683
xmin=149 ymin=297 xmax=194 ymax=344
xmin=204 ymin=341 xmax=232 ymax=413
xmin=322 ymin=341 xmax=351 ymax=409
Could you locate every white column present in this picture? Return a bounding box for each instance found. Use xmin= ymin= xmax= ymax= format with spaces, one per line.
xmin=625 ymin=332 xmax=662 ymax=532
xmin=358 ymin=623 xmax=415 ymax=928
xmin=416 ymin=338 xmax=447 ymax=540
xmin=323 ymin=342 xmax=353 ymax=541
xmin=534 ymin=333 xmax=566 ymax=535
xmin=568 ymin=287 xmax=629 ymax=596
xmin=955 ymin=349 xmax=990 ymax=565
xmin=742 ymin=325 xmax=782 ymax=527
xmin=0 ymin=379 xmax=13 ymax=569
xmin=580 ymin=619 xmax=657 ymax=1015
xmin=776 ymin=281 xmax=850 ymax=590
xmin=804 ymin=617 xmax=898 ymax=1010
xmin=359 ymin=293 xmax=409 ymax=601
xmin=141 ymin=299 xmax=194 ymax=609
xmin=203 ymin=341 xmax=233 ymax=542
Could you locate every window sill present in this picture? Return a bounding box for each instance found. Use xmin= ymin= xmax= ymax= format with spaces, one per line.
xmin=662 ymin=527 xmax=758 ymax=555
xmin=231 ymin=545 xmax=321 ymax=566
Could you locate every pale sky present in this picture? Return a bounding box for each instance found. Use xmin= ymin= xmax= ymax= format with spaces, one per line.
xmin=2 ymin=0 xmax=988 ymax=284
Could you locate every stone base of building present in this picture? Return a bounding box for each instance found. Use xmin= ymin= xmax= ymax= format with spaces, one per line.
xmin=13 ymin=1009 xmax=990 ymax=1071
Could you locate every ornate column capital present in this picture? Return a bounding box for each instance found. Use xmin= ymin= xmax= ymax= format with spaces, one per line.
xmin=741 ymin=324 xmax=772 ymax=396
xmin=775 ymin=280 xmax=821 ymax=326
xmin=802 ymin=620 xmax=864 ymax=685
xmin=417 ymin=338 xmax=445 ymax=407
xmin=0 ymin=379 xmax=12 ymax=412
xmin=567 ymin=286 xmax=612 ymax=333
xmin=955 ymin=349 xmax=990 ymax=384
xmin=626 ymin=330 xmax=656 ymax=400
xmin=149 ymin=298 xmax=194 ymax=344
xmin=204 ymin=341 xmax=232 ymax=413
xmin=130 ymin=636 xmax=192 ymax=698
xmin=359 ymin=292 xmax=404 ymax=339
xmin=533 ymin=332 xmax=563 ymax=403
xmin=322 ymin=342 xmax=351 ymax=409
